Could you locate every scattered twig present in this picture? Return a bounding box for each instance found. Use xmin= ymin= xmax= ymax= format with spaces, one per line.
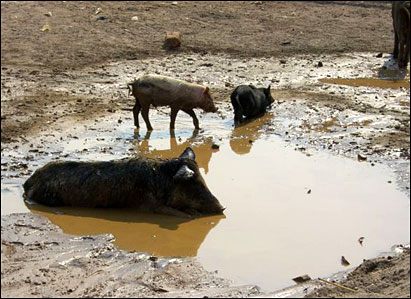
xmin=317 ymin=278 xmax=356 ymax=292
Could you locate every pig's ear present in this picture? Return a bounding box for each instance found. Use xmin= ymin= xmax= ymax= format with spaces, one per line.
xmin=174 ymin=165 xmax=195 ymax=180
xmin=179 ymin=147 xmax=196 ymax=161
xmin=267 ymin=84 xmax=271 ymax=91
xmin=202 ymin=86 xmax=210 ymax=95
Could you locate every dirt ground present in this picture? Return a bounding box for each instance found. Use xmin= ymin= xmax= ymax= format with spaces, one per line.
xmin=1 ymin=1 xmax=395 ymax=70
xmin=305 ymin=247 xmax=410 ymax=298
xmin=1 ymin=213 xmax=263 ymax=298
xmin=1 ymin=1 xmax=410 ymax=298
xmin=0 ymin=1 xmax=405 ymax=143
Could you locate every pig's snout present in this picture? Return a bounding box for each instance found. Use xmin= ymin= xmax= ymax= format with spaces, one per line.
xmin=204 ymin=106 xmax=218 ymax=113
xmin=198 ymin=193 xmax=225 ymax=215
xmin=210 ymin=197 xmax=225 ymax=214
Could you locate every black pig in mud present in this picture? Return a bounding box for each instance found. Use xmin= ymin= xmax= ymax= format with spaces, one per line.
xmin=231 ymin=84 xmax=274 ymax=124
xmin=23 ymin=147 xmax=224 ymax=218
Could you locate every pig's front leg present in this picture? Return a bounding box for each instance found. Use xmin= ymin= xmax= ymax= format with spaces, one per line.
xmin=183 ymin=109 xmax=200 ymax=130
xmin=141 ymin=105 xmax=153 ymax=131
xmin=133 ymin=101 xmax=141 ymax=128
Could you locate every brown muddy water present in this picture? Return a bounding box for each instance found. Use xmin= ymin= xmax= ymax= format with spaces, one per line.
xmin=2 ymin=110 xmax=409 ymax=291
xmin=319 ymin=65 xmax=410 ymax=89
xmin=319 ymin=77 xmax=410 ymax=89
xmin=1 ymin=52 xmax=410 ymax=291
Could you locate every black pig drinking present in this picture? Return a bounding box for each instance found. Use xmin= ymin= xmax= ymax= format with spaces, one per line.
xmin=23 ymin=147 xmax=224 ymax=218
xmin=231 ymin=84 xmax=274 ymax=124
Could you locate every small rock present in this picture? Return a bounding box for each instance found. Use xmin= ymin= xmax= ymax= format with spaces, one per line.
xmin=341 ymin=256 xmax=350 ymax=266
xmin=357 ymin=154 xmax=367 ymax=162
xmin=41 ymin=24 xmax=51 ymax=31
xmin=376 ymin=53 xmax=383 ymax=58
xmin=307 ymin=189 xmax=311 ymax=194
xmin=45 ymin=11 xmax=52 ymax=17
xmin=317 ymin=61 xmax=323 ymax=67
xmin=171 ymin=1 xmax=178 ymax=5
xmin=279 ymin=59 xmax=287 ymax=64
xmin=358 ymin=237 xmax=365 ymax=246
xmin=95 ymin=7 xmax=102 ymax=15
xmin=292 ymin=275 xmax=311 ymax=284
xmin=164 ymin=31 xmax=181 ymax=49
xmin=131 ymin=16 xmax=139 ymax=21
xmin=96 ymin=16 xmax=107 ymax=21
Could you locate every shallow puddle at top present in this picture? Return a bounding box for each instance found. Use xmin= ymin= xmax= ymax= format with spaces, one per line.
xmin=19 ymin=112 xmax=409 ymax=292
xmin=319 ymin=77 xmax=410 ymax=89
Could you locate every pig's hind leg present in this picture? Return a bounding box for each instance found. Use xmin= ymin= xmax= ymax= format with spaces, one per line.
xmin=170 ymin=107 xmax=180 ymax=130
xmin=133 ymin=101 xmax=141 ymax=128
xmin=231 ymin=94 xmax=244 ymax=124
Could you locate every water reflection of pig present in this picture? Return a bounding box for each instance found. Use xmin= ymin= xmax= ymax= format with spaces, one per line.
xmin=135 ymin=130 xmax=219 ymax=174
xmin=29 ymin=204 xmax=226 ymax=257
xmin=23 ymin=147 xmax=224 ymax=218
xmin=229 ymin=113 xmax=273 ymax=155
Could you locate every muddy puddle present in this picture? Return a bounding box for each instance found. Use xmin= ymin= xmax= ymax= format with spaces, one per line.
xmin=2 ymin=109 xmax=409 ymax=291
xmin=319 ymin=77 xmax=410 ymax=89
xmin=1 ymin=52 xmax=410 ymax=292
xmin=319 ymin=63 xmax=410 ymax=89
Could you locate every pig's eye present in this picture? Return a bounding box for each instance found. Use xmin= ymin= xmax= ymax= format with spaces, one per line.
xmin=173 ymin=164 xmax=195 ymax=180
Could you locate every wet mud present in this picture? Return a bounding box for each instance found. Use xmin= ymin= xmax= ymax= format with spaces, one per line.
xmin=1 ymin=213 xmax=262 ymax=298
xmin=1 ymin=52 xmax=410 ymax=295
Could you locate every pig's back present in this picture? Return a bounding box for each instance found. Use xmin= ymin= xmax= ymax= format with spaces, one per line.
xmin=23 ymin=159 xmax=167 ymax=209
xmin=136 ymin=75 xmax=204 ymax=106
